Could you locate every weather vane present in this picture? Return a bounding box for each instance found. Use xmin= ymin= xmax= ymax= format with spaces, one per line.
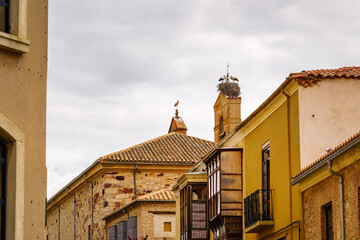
xmin=174 ymin=100 xmax=179 ymax=117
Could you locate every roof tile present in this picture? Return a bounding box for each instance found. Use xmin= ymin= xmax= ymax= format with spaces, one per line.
xmin=291 ymin=66 xmax=360 ymax=79
xmin=292 ymin=130 xmax=360 ymax=180
xmin=138 ymin=189 xmax=175 ymax=201
xmin=99 ymin=132 xmax=215 ymax=165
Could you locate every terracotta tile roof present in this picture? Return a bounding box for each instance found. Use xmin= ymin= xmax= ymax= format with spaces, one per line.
xmin=289 ymin=66 xmax=360 ymax=88
xmin=292 ymin=130 xmax=360 ymax=180
xmin=99 ymin=132 xmax=215 ymax=165
xmin=138 ymin=189 xmax=175 ymax=201
xmin=290 ymin=66 xmax=360 ymax=79
xmin=102 ymin=189 xmax=175 ymax=221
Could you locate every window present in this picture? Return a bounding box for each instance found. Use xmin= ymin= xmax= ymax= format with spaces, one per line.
xmin=108 ymin=225 xmax=117 ymax=240
xmin=219 ymin=117 xmax=225 ymax=140
xmin=0 ymin=142 xmax=6 ymax=240
xmin=207 ymin=154 xmax=220 ymax=220
xmin=164 ymin=222 xmax=171 ymax=232
xmin=262 ymin=144 xmax=271 ymax=220
xmin=0 ymin=0 xmax=30 ymax=53
xmin=117 ymin=221 xmax=127 ymax=240
xmin=127 ymin=216 xmax=137 ymax=240
xmin=180 ymin=184 xmax=207 ymax=240
xmin=0 ymin=0 xmax=9 ymax=33
xmin=88 ymin=225 xmax=92 ymax=240
xmin=324 ymin=204 xmax=333 ymax=240
xmin=180 ymin=186 xmax=189 ymax=240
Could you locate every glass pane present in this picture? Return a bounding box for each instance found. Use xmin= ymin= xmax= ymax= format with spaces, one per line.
xmin=192 ymin=185 xmax=206 ymax=201
xmin=0 ymin=6 xmax=5 ymax=32
xmin=218 ymin=194 xmax=220 ymax=214
xmin=217 ymin=170 xmax=220 ymax=192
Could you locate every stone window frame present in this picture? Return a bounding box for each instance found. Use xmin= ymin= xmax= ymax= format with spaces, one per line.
xmin=0 ymin=112 xmax=25 ymax=240
xmin=0 ymin=0 xmax=30 ymax=53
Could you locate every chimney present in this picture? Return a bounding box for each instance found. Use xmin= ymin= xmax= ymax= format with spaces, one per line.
xmin=214 ymin=73 xmax=241 ymax=142
xmin=168 ymin=108 xmax=187 ymax=135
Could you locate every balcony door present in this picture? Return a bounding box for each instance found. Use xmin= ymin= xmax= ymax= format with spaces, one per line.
xmin=262 ymin=146 xmax=270 ymax=220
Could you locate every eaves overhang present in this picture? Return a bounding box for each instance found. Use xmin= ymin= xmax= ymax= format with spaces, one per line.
xmin=47 ymin=160 xmax=191 ymax=210
xmin=102 ymin=199 xmax=175 ymax=222
xmin=202 ymin=147 xmax=242 ymax=164
xmin=290 ymin=134 xmax=360 ymax=186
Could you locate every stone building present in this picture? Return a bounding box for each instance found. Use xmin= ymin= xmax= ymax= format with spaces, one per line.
xmin=104 ymin=189 xmax=176 ymax=240
xmin=0 ymin=0 xmax=48 ymax=239
xmin=46 ymin=115 xmax=214 ymax=240
xmin=291 ymin=131 xmax=360 ymax=239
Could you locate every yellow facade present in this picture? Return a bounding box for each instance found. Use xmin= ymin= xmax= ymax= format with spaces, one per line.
xmin=0 ymin=0 xmax=48 ymax=239
xmin=236 ymin=84 xmax=302 ymax=239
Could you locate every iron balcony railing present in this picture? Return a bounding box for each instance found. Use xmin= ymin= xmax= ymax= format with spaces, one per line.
xmin=244 ymin=189 xmax=273 ymax=229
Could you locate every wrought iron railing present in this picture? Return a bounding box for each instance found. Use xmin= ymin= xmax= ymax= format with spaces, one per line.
xmin=244 ymin=189 xmax=273 ymax=228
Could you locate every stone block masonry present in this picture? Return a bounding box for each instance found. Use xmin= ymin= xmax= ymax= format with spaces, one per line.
xmin=46 ymin=166 xmax=188 ymax=240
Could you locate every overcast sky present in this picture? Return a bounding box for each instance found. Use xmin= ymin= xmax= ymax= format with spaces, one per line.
xmin=47 ymin=0 xmax=360 ymax=197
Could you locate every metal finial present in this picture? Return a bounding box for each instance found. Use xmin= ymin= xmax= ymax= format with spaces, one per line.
xmin=227 ymin=62 xmax=230 ymax=80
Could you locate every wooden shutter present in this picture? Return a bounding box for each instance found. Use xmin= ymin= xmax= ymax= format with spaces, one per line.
xmin=117 ymin=221 xmax=127 ymax=240
xmin=127 ymin=216 xmax=137 ymax=240
xmin=109 ymin=225 xmax=117 ymax=240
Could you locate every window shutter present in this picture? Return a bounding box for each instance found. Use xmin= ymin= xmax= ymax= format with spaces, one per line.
xmin=117 ymin=221 xmax=127 ymax=240
xmin=109 ymin=225 xmax=117 ymax=240
xmin=127 ymin=216 xmax=137 ymax=240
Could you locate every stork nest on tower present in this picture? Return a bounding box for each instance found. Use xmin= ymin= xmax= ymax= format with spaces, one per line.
xmin=217 ymin=81 xmax=240 ymax=98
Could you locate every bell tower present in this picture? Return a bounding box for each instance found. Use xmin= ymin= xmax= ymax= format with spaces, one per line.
xmin=214 ymin=66 xmax=241 ymax=142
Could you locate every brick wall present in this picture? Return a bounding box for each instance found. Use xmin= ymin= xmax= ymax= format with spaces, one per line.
xmin=302 ymin=159 xmax=360 ymax=239
xmin=47 ymin=167 xmax=186 ymax=240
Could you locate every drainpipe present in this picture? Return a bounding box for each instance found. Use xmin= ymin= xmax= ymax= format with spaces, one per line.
xmin=133 ymin=164 xmax=138 ymax=199
xmin=52 ymin=201 xmax=60 ymax=240
xmin=67 ymin=188 xmax=76 ymax=240
xmin=281 ymin=88 xmax=293 ymax=239
xmin=327 ymin=160 xmax=345 ymax=240
xmin=84 ymin=174 xmax=93 ymax=240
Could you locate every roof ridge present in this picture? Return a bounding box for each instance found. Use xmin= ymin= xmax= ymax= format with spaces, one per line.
xmin=292 ymin=130 xmax=360 ymax=180
xmin=99 ymin=132 xmax=214 ymax=160
xmin=138 ymin=189 xmax=175 ymax=201
xmin=99 ymin=132 xmax=176 ymax=160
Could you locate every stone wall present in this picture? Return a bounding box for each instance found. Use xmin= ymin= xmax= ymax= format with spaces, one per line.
xmin=47 ymin=166 xmax=187 ymax=240
xmin=106 ymin=202 xmax=175 ymax=240
xmin=302 ymin=158 xmax=360 ymax=239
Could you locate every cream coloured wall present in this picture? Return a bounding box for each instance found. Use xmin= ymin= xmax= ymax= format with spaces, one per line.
xmin=153 ymin=214 xmax=176 ymax=239
xmin=298 ymin=78 xmax=360 ymax=168
xmin=0 ymin=0 xmax=48 ymax=238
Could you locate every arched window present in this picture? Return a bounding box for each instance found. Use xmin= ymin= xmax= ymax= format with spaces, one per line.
xmin=219 ymin=117 xmax=225 ymax=140
xmin=0 ymin=142 xmax=6 ymax=239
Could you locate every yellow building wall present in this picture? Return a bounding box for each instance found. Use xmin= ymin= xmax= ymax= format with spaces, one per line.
xmin=239 ymin=91 xmax=302 ymax=240
xmin=0 ymin=0 xmax=48 ymax=239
